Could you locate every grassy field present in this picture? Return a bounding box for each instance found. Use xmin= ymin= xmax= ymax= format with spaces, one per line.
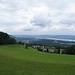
xmin=0 ymin=44 xmax=75 ymax=75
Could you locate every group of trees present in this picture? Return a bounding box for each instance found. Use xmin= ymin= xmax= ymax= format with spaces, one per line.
xmin=33 ymin=44 xmax=75 ymax=55
xmin=0 ymin=32 xmax=16 ymax=45
xmin=55 ymin=46 xmax=75 ymax=55
xmin=62 ymin=45 xmax=75 ymax=55
xmin=37 ymin=46 xmax=49 ymax=52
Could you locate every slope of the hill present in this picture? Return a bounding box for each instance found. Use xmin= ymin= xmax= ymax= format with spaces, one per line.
xmin=0 ymin=44 xmax=75 ymax=75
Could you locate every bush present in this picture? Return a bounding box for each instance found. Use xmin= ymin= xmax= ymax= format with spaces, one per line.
xmin=37 ymin=47 xmax=43 ymax=51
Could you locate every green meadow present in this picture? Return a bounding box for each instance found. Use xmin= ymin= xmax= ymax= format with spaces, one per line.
xmin=0 ymin=44 xmax=75 ymax=75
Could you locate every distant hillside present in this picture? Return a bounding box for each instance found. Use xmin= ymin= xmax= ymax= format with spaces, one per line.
xmin=36 ymin=35 xmax=75 ymax=40
xmin=14 ymin=35 xmax=75 ymax=40
xmin=13 ymin=35 xmax=75 ymax=47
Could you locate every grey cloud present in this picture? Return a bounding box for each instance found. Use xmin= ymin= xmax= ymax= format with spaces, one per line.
xmin=0 ymin=0 xmax=25 ymax=12
xmin=60 ymin=14 xmax=75 ymax=25
xmin=0 ymin=0 xmax=74 ymax=13
xmin=0 ymin=21 xmax=24 ymax=26
xmin=30 ymin=14 xmax=52 ymax=27
xmin=24 ymin=28 xmax=33 ymax=31
xmin=60 ymin=20 xmax=75 ymax=25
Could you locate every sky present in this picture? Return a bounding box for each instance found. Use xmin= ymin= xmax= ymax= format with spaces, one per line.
xmin=0 ymin=0 xmax=75 ymax=35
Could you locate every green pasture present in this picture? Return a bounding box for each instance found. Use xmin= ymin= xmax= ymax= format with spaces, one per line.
xmin=0 ymin=44 xmax=75 ymax=75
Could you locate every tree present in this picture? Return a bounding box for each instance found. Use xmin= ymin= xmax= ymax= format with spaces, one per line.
xmin=0 ymin=31 xmax=16 ymax=45
xmin=8 ymin=38 xmax=16 ymax=44
xmin=0 ymin=32 xmax=9 ymax=44
xmin=25 ymin=44 xmax=28 ymax=49
xmin=37 ymin=46 xmax=43 ymax=51
xmin=63 ymin=45 xmax=75 ymax=55
xmin=46 ymin=48 xmax=49 ymax=52
xmin=58 ymin=47 xmax=60 ymax=54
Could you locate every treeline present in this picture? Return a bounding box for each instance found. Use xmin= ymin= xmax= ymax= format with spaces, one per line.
xmin=62 ymin=45 xmax=75 ymax=55
xmin=29 ymin=44 xmax=75 ymax=55
xmin=54 ymin=46 xmax=75 ymax=55
xmin=0 ymin=32 xmax=16 ymax=45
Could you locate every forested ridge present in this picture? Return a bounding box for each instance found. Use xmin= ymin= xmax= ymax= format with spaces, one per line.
xmin=0 ymin=32 xmax=16 ymax=45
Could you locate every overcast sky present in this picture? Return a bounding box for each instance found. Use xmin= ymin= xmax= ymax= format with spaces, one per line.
xmin=0 ymin=0 xmax=75 ymax=35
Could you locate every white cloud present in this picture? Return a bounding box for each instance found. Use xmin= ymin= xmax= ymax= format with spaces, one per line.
xmin=0 ymin=0 xmax=75 ymax=35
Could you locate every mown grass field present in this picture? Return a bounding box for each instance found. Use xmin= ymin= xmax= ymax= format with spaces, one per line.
xmin=0 ymin=44 xmax=75 ymax=75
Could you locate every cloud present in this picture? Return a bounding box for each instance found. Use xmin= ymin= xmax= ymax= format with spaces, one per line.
xmin=31 ymin=13 xmax=52 ymax=27
xmin=24 ymin=28 xmax=33 ymax=31
xmin=0 ymin=0 xmax=75 ymax=35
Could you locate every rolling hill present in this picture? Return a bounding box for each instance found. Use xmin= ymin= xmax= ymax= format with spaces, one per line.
xmin=0 ymin=44 xmax=75 ymax=75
